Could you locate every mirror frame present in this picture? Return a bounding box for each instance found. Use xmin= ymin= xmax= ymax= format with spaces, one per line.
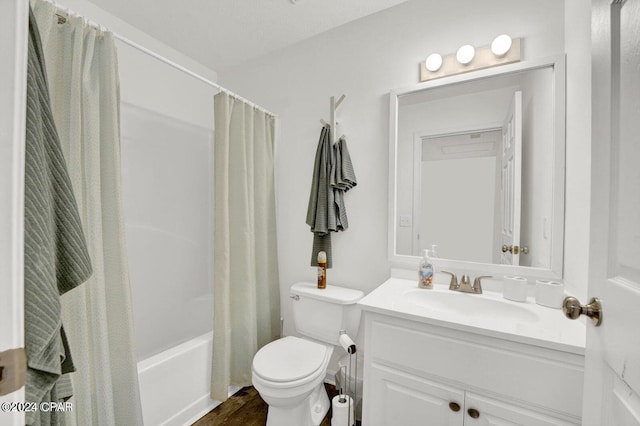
xmin=388 ymin=55 xmax=566 ymax=279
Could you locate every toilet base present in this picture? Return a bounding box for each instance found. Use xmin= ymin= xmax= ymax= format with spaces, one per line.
xmin=265 ymin=382 xmax=330 ymax=426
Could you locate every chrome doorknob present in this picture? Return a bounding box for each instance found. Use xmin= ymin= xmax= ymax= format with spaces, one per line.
xmin=562 ymin=296 xmax=602 ymax=326
xmin=501 ymin=245 xmax=529 ymax=254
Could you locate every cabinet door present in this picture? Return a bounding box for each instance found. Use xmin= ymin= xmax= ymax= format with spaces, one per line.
xmin=366 ymin=364 xmax=464 ymax=426
xmin=464 ymin=393 xmax=579 ymax=426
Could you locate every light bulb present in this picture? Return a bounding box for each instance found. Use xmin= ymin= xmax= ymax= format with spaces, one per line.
xmin=491 ymin=34 xmax=512 ymax=57
xmin=425 ymin=53 xmax=443 ymax=72
xmin=456 ymin=45 xmax=475 ymax=65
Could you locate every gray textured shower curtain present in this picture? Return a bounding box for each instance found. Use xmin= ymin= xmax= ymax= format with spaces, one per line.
xmin=211 ymin=92 xmax=281 ymax=402
xmin=33 ymin=2 xmax=143 ymax=424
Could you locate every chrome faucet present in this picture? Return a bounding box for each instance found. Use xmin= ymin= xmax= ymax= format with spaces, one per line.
xmin=442 ymin=271 xmax=492 ymax=294
xmin=441 ymin=271 xmax=459 ymax=291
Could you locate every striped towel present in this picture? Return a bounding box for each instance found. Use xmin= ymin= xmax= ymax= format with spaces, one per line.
xmin=24 ymin=7 xmax=92 ymax=425
xmin=331 ymin=137 xmax=357 ymax=230
xmin=306 ymin=129 xmax=357 ymax=268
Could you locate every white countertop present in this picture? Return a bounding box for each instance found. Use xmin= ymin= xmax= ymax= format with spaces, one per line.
xmin=358 ymin=277 xmax=586 ymax=355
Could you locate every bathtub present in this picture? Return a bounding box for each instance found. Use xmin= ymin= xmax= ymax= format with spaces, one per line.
xmin=137 ymin=332 xmax=217 ymax=426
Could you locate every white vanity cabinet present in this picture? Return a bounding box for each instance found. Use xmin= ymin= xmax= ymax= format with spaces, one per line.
xmin=362 ymin=312 xmax=584 ymax=426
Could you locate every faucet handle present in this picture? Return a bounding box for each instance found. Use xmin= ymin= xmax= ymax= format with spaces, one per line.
xmin=441 ymin=270 xmax=458 ymax=290
xmin=472 ymin=276 xmax=492 ymax=294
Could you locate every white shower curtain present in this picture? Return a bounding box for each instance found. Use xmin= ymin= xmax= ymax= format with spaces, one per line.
xmin=211 ymin=92 xmax=281 ymax=401
xmin=33 ymin=2 xmax=143 ymax=425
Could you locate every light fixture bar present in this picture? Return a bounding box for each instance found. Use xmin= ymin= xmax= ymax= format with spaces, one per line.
xmin=419 ymin=37 xmax=521 ymax=82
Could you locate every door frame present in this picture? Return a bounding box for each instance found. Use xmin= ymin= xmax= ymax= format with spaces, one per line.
xmin=0 ymin=0 xmax=27 ymax=424
xmin=499 ymin=91 xmax=523 ymax=266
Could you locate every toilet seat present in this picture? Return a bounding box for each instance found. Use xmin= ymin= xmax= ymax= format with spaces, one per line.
xmin=253 ymin=336 xmax=331 ymax=385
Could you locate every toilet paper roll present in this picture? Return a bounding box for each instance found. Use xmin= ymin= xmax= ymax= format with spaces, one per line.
xmin=331 ymin=395 xmax=355 ymax=426
xmin=339 ymin=333 xmax=356 ymax=354
xmin=535 ymin=280 xmax=565 ymax=308
xmin=502 ymin=275 xmax=528 ymax=302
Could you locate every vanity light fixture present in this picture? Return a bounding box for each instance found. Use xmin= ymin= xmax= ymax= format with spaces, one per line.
xmin=419 ymin=36 xmax=521 ymax=82
xmin=425 ymin=53 xmax=443 ymax=72
xmin=491 ymin=34 xmax=513 ymax=57
xmin=456 ymin=45 xmax=475 ymax=65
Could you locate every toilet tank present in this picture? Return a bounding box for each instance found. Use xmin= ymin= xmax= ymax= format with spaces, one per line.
xmin=290 ymin=282 xmax=364 ymax=345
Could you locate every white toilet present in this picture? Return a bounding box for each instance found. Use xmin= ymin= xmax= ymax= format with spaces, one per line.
xmin=252 ymin=282 xmax=364 ymax=426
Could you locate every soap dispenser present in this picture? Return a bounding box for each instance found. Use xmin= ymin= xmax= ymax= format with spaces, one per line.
xmin=418 ymin=248 xmax=435 ymax=289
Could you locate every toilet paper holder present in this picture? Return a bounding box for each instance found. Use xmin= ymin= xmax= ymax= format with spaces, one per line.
xmin=339 ymin=330 xmax=356 ymax=354
xmin=334 ymin=330 xmax=358 ymax=426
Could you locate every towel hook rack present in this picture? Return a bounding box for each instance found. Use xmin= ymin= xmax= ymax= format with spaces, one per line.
xmin=319 ymin=94 xmax=346 ymax=143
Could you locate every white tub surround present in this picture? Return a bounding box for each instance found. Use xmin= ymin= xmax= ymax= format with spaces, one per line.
xmin=359 ymin=277 xmax=585 ymax=425
xmin=136 ymin=332 xmax=240 ymax=426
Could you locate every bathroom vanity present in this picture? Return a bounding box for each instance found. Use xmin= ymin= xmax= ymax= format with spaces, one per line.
xmin=359 ymin=278 xmax=585 ymax=425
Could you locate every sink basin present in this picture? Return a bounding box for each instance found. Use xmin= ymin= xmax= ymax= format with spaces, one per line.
xmin=358 ymin=278 xmax=585 ymax=353
xmin=401 ymin=289 xmax=540 ymax=323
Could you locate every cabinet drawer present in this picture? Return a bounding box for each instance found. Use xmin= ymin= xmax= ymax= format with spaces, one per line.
xmin=464 ymin=393 xmax=580 ymax=426
xmin=365 ymin=363 xmax=464 ymax=426
xmin=367 ymin=316 xmax=584 ymax=419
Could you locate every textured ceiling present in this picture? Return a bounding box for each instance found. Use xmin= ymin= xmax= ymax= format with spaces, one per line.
xmin=89 ymin=0 xmax=412 ymax=72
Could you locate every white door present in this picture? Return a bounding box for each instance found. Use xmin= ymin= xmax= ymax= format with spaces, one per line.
xmin=0 ymin=0 xmax=27 ymax=425
xmin=580 ymin=1 xmax=640 ymax=425
xmin=500 ymin=91 xmax=522 ymax=265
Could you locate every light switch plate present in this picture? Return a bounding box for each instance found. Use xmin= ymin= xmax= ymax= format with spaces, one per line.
xmin=399 ymin=215 xmax=412 ymax=227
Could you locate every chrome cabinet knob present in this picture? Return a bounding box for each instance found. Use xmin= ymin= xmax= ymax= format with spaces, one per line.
xmin=562 ymin=296 xmax=602 ymax=326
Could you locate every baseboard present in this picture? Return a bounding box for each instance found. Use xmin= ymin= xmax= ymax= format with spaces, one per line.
xmin=177 ymin=386 xmax=243 ymax=426
xmin=178 ymin=398 xmax=219 ymax=426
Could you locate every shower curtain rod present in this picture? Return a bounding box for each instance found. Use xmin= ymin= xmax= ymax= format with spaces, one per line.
xmin=47 ymin=1 xmax=277 ymax=117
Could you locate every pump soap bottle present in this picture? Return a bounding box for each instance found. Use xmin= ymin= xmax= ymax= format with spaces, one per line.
xmin=317 ymin=251 xmax=327 ymax=289
xmin=418 ymin=246 xmax=437 ymax=289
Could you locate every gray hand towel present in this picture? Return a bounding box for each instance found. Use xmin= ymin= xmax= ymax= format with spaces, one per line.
xmin=331 ymin=137 xmax=357 ymax=191
xmin=330 ymin=137 xmax=357 ymax=231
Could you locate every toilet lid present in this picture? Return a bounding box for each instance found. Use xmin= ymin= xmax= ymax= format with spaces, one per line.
xmin=253 ymin=336 xmax=328 ymax=383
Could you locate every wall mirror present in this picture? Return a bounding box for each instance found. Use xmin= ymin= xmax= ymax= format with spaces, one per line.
xmin=388 ymin=56 xmax=565 ymax=278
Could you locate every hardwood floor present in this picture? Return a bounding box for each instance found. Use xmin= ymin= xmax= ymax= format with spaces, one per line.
xmin=193 ymin=384 xmax=339 ymax=426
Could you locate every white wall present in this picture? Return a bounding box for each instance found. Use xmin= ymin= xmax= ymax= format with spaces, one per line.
xmin=218 ymin=0 xmax=573 ymax=340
